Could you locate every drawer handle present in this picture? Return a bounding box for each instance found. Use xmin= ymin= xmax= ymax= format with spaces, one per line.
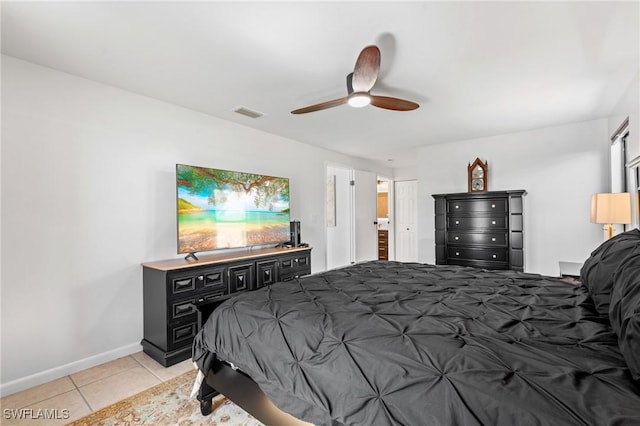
xmin=455 ymin=252 xmax=460 ymax=256
xmin=174 ymin=325 xmax=194 ymax=340
xmin=175 ymin=304 xmax=193 ymax=315
xmin=492 ymin=204 xmax=496 ymax=208
xmin=204 ymin=292 xmax=224 ymax=301
xmin=492 ymin=254 xmax=497 ymax=259
xmin=454 ymin=236 xmax=459 ymax=240
xmin=455 ymin=220 xmax=460 ymax=225
xmin=174 ymin=279 xmax=193 ymax=290
xmin=455 ymin=205 xmax=460 ymax=209
xmin=491 ymin=237 xmax=496 ymax=242
xmin=491 ymin=220 xmax=496 ymax=225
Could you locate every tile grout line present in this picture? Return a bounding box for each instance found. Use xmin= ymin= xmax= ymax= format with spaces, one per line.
xmin=2 ymin=376 xmax=78 ymax=411
xmin=2 ymin=354 xmax=177 ymax=414
xmin=71 ymin=355 xmax=141 ymax=388
xmin=73 ymin=355 xmax=146 ymax=412
xmin=1 ymin=354 xmax=165 ymax=414
xmin=70 ymin=375 xmax=94 ymax=413
xmin=131 ymin=354 xmax=162 ymax=381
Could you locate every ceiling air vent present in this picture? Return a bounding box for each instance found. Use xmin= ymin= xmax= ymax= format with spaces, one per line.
xmin=233 ymin=106 xmax=264 ymax=119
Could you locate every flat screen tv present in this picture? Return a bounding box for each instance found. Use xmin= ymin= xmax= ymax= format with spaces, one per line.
xmin=176 ymin=164 xmax=290 ymax=256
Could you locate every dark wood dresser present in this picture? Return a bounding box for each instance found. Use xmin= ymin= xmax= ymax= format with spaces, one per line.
xmin=432 ymin=190 xmax=526 ymax=271
xmin=141 ymin=247 xmax=311 ymax=366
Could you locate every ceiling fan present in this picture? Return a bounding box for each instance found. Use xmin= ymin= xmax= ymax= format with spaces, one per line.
xmin=291 ymin=45 xmax=419 ymax=114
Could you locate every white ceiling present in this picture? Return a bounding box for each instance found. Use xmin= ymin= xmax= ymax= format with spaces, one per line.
xmin=2 ymin=1 xmax=638 ymax=168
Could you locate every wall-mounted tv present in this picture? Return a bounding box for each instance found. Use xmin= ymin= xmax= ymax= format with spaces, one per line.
xmin=176 ymin=164 xmax=290 ymax=256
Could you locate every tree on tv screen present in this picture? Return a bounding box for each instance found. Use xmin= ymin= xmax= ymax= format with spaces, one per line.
xmin=177 ymin=165 xmax=289 ymax=211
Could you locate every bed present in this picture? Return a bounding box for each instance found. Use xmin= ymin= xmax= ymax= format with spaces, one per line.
xmin=192 ymin=229 xmax=640 ymax=425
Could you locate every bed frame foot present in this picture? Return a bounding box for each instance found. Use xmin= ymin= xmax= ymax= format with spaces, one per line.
xmin=197 ymin=376 xmax=219 ymax=416
xmin=200 ymin=398 xmax=213 ymax=415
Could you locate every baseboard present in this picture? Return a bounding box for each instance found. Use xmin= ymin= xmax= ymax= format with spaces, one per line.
xmin=0 ymin=342 xmax=142 ymax=397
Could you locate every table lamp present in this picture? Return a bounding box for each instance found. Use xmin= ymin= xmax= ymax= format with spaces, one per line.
xmin=591 ymin=193 xmax=632 ymax=240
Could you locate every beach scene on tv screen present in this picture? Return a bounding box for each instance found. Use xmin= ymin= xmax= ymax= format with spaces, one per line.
xmin=177 ymin=165 xmax=290 ymax=253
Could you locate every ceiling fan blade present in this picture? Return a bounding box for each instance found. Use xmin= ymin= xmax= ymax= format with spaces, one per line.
xmin=291 ymin=97 xmax=349 ymax=114
xmin=352 ymin=45 xmax=381 ymax=92
xmin=370 ymin=95 xmax=419 ymax=111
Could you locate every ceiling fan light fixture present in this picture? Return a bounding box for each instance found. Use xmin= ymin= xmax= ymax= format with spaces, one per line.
xmin=348 ymin=92 xmax=371 ymax=108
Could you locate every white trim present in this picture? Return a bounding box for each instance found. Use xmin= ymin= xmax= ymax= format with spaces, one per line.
xmin=627 ymin=155 xmax=640 ymax=169
xmin=0 ymin=342 xmax=142 ymax=397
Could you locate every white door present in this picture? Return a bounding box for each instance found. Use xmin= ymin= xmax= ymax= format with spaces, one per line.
xmin=326 ymin=165 xmax=353 ymax=270
xmin=395 ymin=180 xmax=418 ymax=262
xmin=354 ymin=169 xmax=378 ymax=262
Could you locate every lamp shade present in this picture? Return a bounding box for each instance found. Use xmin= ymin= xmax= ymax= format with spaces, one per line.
xmin=591 ymin=193 xmax=632 ymax=224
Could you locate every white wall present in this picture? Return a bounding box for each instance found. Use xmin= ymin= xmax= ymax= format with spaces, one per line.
xmin=0 ymin=56 xmax=391 ymax=395
xmin=416 ymin=119 xmax=610 ymax=276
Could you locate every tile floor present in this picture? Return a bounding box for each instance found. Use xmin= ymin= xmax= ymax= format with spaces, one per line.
xmin=0 ymin=351 xmax=194 ymax=425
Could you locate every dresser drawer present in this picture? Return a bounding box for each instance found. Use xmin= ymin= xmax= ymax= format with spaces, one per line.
xmin=170 ymin=298 xmax=198 ymax=321
xmin=448 ymin=199 xmax=507 ymax=215
xmin=448 ymin=232 xmax=507 ymax=246
xmin=256 ymin=259 xmax=278 ymax=289
xmin=228 ymin=262 xmax=254 ymax=293
xmin=169 ymin=289 xmax=227 ymax=321
xmin=169 ymin=275 xmax=196 ymax=296
xmin=447 ymin=216 xmax=507 ymax=230
xmin=448 ymin=247 xmax=508 ymax=262
xmin=279 ymin=252 xmax=311 ymax=280
xmin=168 ymin=319 xmax=198 ymax=350
xmin=167 ymin=266 xmax=228 ymax=299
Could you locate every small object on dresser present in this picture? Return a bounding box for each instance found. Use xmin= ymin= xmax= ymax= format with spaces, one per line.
xmin=467 ymin=157 xmax=488 ymax=192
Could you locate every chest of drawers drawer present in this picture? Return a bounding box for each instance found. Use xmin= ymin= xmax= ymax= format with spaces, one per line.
xmin=447 ymin=231 xmax=507 ymax=246
xmin=448 ymin=198 xmax=507 ymax=214
xmin=447 ymin=247 xmax=508 ymax=262
xmin=447 ymin=216 xmax=507 ymax=230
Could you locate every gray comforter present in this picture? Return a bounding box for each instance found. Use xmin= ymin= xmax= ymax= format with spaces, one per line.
xmin=193 ymin=261 xmax=640 ymax=425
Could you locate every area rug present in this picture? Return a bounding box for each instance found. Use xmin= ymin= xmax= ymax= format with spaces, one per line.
xmin=67 ymin=369 xmax=263 ymax=426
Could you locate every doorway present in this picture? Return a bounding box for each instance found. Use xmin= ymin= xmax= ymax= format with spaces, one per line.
xmin=376 ymin=177 xmax=394 ymax=261
xmin=325 ymin=165 xmax=381 ymax=270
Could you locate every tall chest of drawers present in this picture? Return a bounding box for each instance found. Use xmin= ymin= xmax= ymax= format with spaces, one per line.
xmin=432 ymin=190 xmax=526 ymax=271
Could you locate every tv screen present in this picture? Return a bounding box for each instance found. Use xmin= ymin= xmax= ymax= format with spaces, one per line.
xmin=176 ymin=164 xmax=290 ymax=254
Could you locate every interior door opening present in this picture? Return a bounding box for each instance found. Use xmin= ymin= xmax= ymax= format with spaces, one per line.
xmin=326 ymin=166 xmax=387 ymax=270
xmin=377 ymin=177 xmax=394 ymax=261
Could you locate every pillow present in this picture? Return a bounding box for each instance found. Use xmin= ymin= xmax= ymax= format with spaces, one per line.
xmin=580 ymin=229 xmax=640 ymax=316
xmin=609 ymin=245 xmax=640 ymax=380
